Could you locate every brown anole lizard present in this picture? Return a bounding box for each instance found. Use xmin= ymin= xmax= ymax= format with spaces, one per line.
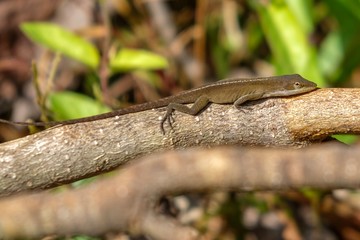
xmin=0 ymin=74 xmax=317 ymax=134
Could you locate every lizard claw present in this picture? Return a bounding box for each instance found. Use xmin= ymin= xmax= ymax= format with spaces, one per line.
xmin=160 ymin=122 xmax=166 ymax=135
xmin=160 ymin=110 xmax=174 ymax=134
xmin=167 ymin=114 xmax=174 ymax=128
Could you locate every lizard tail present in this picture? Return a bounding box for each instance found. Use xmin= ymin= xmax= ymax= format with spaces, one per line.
xmin=0 ymin=119 xmax=53 ymax=127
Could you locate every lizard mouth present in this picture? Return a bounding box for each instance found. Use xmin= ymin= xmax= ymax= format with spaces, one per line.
xmin=263 ymin=86 xmax=317 ymax=98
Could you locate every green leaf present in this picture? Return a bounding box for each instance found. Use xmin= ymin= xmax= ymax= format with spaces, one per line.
xmin=251 ymin=0 xmax=325 ymax=87
xmin=110 ymin=48 xmax=169 ymax=72
xmin=285 ymin=0 xmax=314 ymax=33
xmin=322 ymin=0 xmax=360 ymax=84
xmin=332 ymin=134 xmax=358 ymax=145
xmin=20 ymin=22 xmax=99 ymax=69
xmin=318 ymin=31 xmax=343 ymax=78
xmin=48 ymin=92 xmax=110 ymax=121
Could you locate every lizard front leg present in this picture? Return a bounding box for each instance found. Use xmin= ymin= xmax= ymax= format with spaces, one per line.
xmin=160 ymin=95 xmax=210 ymax=134
xmin=233 ymin=92 xmax=264 ymax=108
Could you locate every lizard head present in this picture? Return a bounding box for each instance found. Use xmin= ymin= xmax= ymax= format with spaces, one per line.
xmin=270 ymin=74 xmax=318 ymax=97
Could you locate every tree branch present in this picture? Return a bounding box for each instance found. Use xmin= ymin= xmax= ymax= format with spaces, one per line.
xmin=0 ymin=143 xmax=359 ymax=239
xmin=0 ymin=88 xmax=358 ymax=196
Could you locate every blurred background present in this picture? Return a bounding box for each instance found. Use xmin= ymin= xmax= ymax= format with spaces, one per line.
xmin=0 ymin=0 xmax=360 ymax=239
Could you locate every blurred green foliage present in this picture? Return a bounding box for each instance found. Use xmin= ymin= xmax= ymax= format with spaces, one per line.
xmin=21 ymin=22 xmax=100 ymax=69
xmin=48 ymin=92 xmax=111 ymax=120
xmin=20 ymin=0 xmax=360 ymax=133
xmin=20 ymin=22 xmax=169 ymax=119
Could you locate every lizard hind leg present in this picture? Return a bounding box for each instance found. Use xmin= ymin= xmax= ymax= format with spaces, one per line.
xmin=160 ymin=96 xmax=210 ymax=134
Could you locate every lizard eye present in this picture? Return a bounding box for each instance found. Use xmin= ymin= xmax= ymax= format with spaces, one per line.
xmin=294 ymin=82 xmax=302 ymax=89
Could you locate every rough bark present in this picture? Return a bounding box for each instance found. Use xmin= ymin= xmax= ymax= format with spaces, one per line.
xmin=0 ymin=88 xmax=358 ymax=196
xmin=0 ymin=143 xmax=359 ymax=239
